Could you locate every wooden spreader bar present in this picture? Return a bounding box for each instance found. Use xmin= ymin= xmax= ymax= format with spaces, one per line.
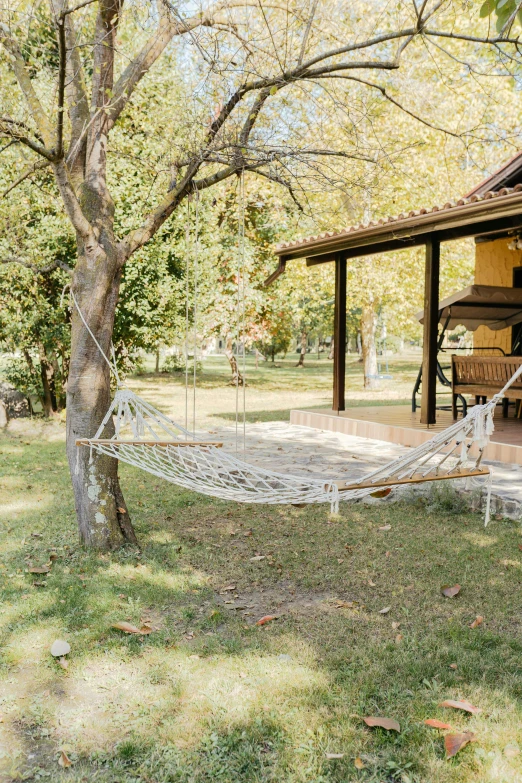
xmin=76 ymin=439 xmax=223 ymax=448
xmin=335 ymin=467 xmax=490 ymax=493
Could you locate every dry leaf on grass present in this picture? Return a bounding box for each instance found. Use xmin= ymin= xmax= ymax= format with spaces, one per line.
xmin=325 ymin=753 xmax=344 ymax=759
xmin=354 ymin=757 xmax=365 ymax=769
xmin=395 ymin=633 xmax=403 ymax=643
xmin=117 ymin=507 xmax=126 ymax=514
xmin=469 ymin=616 xmax=483 ymax=629
xmin=449 ymin=663 xmax=458 ymax=670
xmin=112 ymin=621 xmax=152 ymax=635
xmin=504 ymin=743 xmax=520 ymax=758
xmin=424 ymin=719 xmax=453 ymax=730
xmin=50 ymin=640 xmax=71 ymax=658
xmin=368 ymin=579 xmax=376 ymax=587
xmin=379 ymin=606 xmax=391 ymax=614
xmin=256 ymin=615 xmax=278 ymax=626
xmin=445 ymin=732 xmax=476 ymax=758
xmin=222 ymin=585 xmax=236 ymax=591
xmin=334 ymin=600 xmax=354 ymax=609
xmin=439 ymin=699 xmax=481 ymax=715
xmin=377 ymin=522 xmax=392 ymax=529
xmin=250 ymin=555 xmax=266 ymax=562
xmin=371 ymin=490 xmax=392 ymax=499
xmin=58 ymin=750 xmax=72 ymax=768
xmin=363 ymin=716 xmax=400 ymax=732
xmin=29 ymin=565 xmax=50 ymax=574
xmin=441 ymin=584 xmax=461 ymax=598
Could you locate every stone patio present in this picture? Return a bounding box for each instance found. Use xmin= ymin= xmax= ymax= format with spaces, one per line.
xmin=213 ymin=421 xmax=522 ymax=521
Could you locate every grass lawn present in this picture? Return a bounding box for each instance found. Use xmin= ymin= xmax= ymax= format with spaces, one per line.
xmin=1 ymin=355 xmax=521 ymax=782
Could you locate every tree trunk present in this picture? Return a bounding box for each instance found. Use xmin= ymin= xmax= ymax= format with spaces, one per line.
xmin=224 ymin=336 xmax=244 ymax=386
xmin=155 ymin=349 xmax=160 ymax=373
xmin=361 ymin=303 xmax=379 ymax=390
xmin=328 ymin=337 xmax=334 ymax=360
xmin=66 ymin=248 xmax=137 ymax=550
xmin=296 ymin=331 xmax=307 ymax=367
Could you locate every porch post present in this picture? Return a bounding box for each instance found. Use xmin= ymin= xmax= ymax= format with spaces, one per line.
xmin=333 ymin=254 xmax=347 ymax=413
xmin=420 ymin=236 xmax=440 ymax=425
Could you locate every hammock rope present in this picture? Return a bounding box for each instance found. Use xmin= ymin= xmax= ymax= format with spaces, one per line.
xmin=71 ymin=279 xmax=522 ymax=525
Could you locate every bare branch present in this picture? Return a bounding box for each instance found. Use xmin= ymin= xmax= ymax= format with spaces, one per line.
xmin=0 ymin=24 xmax=54 ymax=147
xmin=56 ymin=17 xmax=66 ymax=158
xmin=424 ymin=28 xmax=521 ymax=44
xmin=297 ymin=0 xmax=320 ymax=67
xmin=1 ymin=159 xmax=51 ymax=198
xmin=61 ymin=0 xmax=97 ymax=17
xmin=0 ymin=255 xmax=73 ymax=274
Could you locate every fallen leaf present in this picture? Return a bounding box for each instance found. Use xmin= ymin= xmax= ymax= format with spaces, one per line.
xmin=441 ymin=584 xmax=461 ymax=598
xmin=256 ymin=615 xmax=278 ymax=626
xmin=449 ymin=663 xmax=458 ymax=670
xmin=391 ymin=622 xmax=401 ymax=630
xmin=335 ymin=600 xmax=354 ymax=608
xmin=363 ymin=716 xmax=400 ymax=732
xmin=424 ymin=719 xmax=453 ymax=730
xmin=371 ymin=489 xmax=392 ymax=499
xmin=50 ymin=640 xmax=71 ymax=658
xmin=29 ymin=565 xmax=50 ymax=574
xmin=518 ymin=544 xmax=522 ymax=552
xmin=368 ymin=579 xmax=376 ymax=587
xmin=112 ymin=621 xmax=152 ymax=635
xmin=58 ymin=657 xmax=69 ymax=670
xmin=445 ymin=732 xmax=476 ymax=758
xmin=250 ymin=555 xmax=266 ymax=562
xmin=395 ymin=633 xmax=403 ymax=643
xmin=439 ymin=699 xmax=481 ymax=715
xmin=325 ymin=753 xmax=344 ymax=759
xmin=58 ymin=750 xmax=72 ymax=768
xmin=379 ymin=606 xmax=391 ymax=614
xmin=354 ymin=756 xmax=365 ymax=769
xmin=117 ymin=507 xmax=126 ymax=514
xmin=469 ymin=616 xmax=483 ymax=629
xmin=378 ymin=523 xmax=392 ymax=530
xmin=49 ymin=553 xmax=58 ymax=561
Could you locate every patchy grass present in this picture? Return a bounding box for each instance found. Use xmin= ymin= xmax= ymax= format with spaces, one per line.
xmin=129 ymin=351 xmax=425 ymax=428
xmin=2 ymin=412 xmax=522 ymax=783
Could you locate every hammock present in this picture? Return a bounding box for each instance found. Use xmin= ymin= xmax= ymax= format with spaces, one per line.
xmin=76 ymin=377 xmax=521 ymax=526
xmin=71 ymin=293 xmax=522 ymax=526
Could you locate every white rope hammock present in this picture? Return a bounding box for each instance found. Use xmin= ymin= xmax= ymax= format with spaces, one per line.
xmin=74 ymin=369 xmax=522 ymax=525
xmin=71 ymin=262 xmax=522 ymax=527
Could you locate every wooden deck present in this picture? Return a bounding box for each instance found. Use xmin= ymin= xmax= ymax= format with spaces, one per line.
xmin=290 ymin=405 xmax=522 ymax=466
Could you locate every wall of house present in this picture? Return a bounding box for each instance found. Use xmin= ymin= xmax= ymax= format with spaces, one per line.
xmin=474 ymin=237 xmax=522 ymax=354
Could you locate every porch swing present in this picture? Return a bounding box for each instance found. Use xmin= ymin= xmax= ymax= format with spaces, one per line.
xmin=73 ymin=183 xmax=522 ymax=527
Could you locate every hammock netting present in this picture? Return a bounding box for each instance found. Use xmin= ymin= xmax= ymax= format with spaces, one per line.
xmin=77 ymin=380 xmax=515 ymax=524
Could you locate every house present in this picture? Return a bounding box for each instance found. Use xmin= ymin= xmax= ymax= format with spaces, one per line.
xmin=267 ymin=153 xmax=522 ymax=466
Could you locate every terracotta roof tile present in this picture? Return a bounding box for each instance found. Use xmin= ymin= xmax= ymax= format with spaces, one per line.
xmin=275 ymin=184 xmax=522 ymax=253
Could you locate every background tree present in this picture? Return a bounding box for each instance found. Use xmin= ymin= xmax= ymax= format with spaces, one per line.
xmin=1 ymin=0 xmax=521 ymax=548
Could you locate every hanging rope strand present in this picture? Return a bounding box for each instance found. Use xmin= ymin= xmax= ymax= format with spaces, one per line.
xmin=70 ymin=288 xmax=121 ymax=387
xmin=184 ymin=197 xmax=191 ymax=440
xmin=240 ymin=170 xmax=247 ymax=452
xmin=193 ymin=187 xmax=200 ymax=439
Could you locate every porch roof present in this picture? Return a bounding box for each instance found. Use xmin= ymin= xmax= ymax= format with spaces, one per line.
xmin=273 ymin=184 xmax=522 ymax=267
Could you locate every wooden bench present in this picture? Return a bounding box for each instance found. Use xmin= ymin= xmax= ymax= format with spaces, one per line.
xmin=451 ymin=355 xmax=522 ymax=418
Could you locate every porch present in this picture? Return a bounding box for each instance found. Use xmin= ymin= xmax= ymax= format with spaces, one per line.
xmin=290 ymin=404 xmax=522 ymax=466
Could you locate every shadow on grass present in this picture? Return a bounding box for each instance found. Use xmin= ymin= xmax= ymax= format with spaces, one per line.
xmin=2 ymin=434 xmax=522 ymax=782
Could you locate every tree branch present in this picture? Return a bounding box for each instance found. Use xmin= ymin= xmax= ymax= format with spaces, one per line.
xmin=1 ymin=159 xmax=51 ymax=198
xmin=0 ymin=23 xmax=54 ymax=147
xmin=0 ymin=255 xmax=73 ymax=274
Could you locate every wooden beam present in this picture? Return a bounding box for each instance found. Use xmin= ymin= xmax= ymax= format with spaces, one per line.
xmin=420 ymin=237 xmax=440 ymax=425
xmin=263 ymin=259 xmax=286 ymax=286
xmin=333 ymin=255 xmax=347 ymax=413
xmin=76 ymin=439 xmax=223 ymax=447
xmin=335 ymin=467 xmax=489 ymax=492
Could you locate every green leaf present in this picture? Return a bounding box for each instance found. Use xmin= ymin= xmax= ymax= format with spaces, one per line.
xmin=269 ymin=85 xmax=278 ymax=96
xmin=479 ymin=0 xmax=494 ymax=16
